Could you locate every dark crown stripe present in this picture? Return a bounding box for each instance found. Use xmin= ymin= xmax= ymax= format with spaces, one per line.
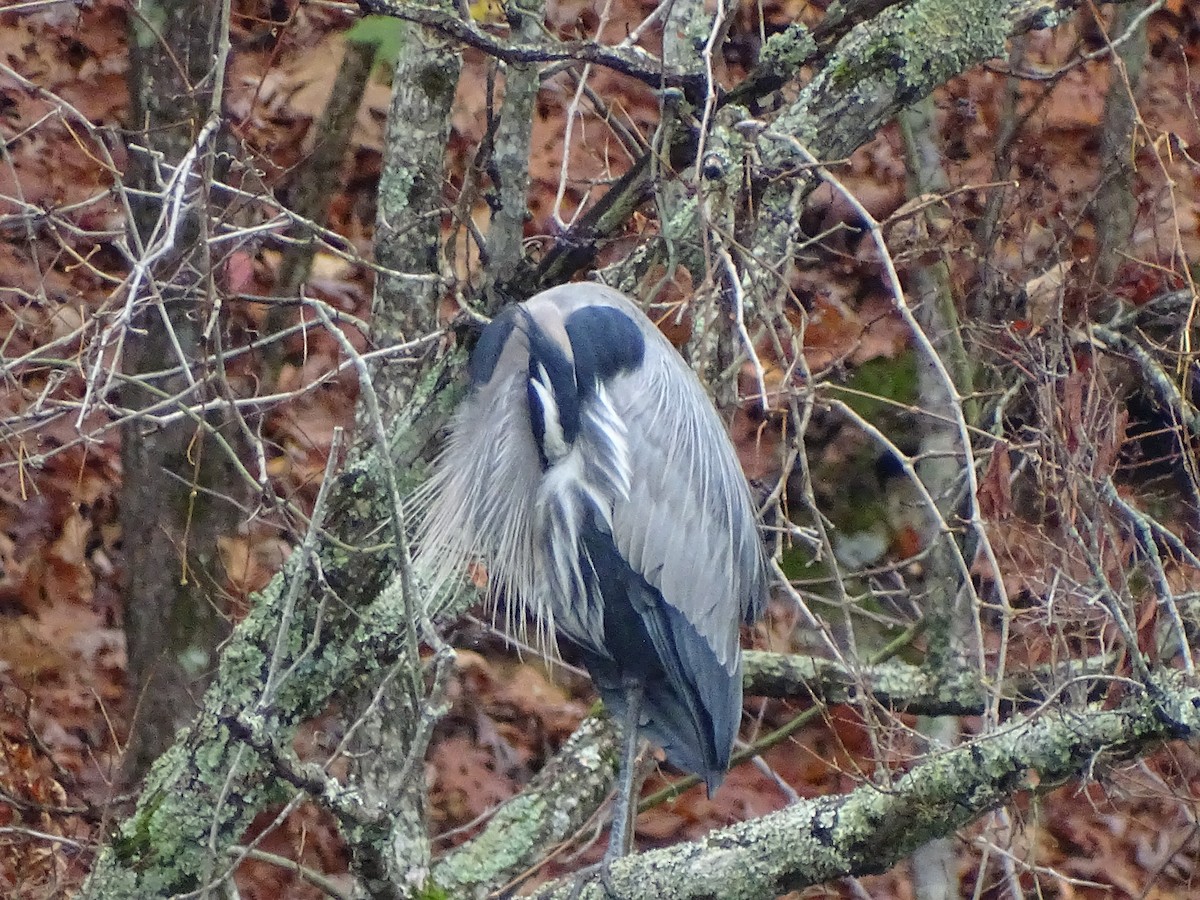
xmin=564 ymin=305 xmax=645 ymax=394
xmin=468 ymin=307 xmax=520 ymax=386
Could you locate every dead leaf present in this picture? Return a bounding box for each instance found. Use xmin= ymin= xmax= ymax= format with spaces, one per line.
xmin=1023 ymin=261 xmax=1072 ymax=330
xmin=977 ymin=442 xmax=1014 ymax=520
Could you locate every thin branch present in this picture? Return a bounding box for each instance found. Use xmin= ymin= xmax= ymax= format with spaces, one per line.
xmin=359 ymin=0 xmax=699 ymax=91
xmin=229 ymin=846 xmax=354 ymax=900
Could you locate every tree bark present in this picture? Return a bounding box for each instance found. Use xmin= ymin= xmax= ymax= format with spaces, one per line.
xmin=120 ymin=0 xmax=242 ymax=784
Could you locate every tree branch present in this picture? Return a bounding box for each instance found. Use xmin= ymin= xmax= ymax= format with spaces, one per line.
xmin=358 ymin=0 xmax=697 ymax=91
xmin=532 ymin=674 xmax=1200 ymax=899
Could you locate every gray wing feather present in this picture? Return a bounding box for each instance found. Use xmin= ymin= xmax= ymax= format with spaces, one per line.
xmin=606 ymin=316 xmax=767 ymax=671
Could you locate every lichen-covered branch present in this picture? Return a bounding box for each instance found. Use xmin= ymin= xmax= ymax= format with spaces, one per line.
xmin=744 ymin=0 xmax=1085 ymax=310
xmin=480 ymin=0 xmax=545 ymax=299
xmin=419 ymin=649 xmax=1125 ymax=898
xmin=341 ymin=19 xmax=464 ymax=897
xmin=433 ymin=716 xmax=620 ymax=897
xmin=519 ymin=0 xmax=1106 ymax=293
xmin=743 ymin=651 xmax=1119 ymax=714
xmin=530 ymin=673 xmax=1200 ymax=899
xmin=80 ymin=360 xmax=464 ymax=899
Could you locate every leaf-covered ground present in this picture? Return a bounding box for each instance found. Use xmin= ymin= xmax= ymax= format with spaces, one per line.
xmin=2 ymin=1 xmax=1200 ymax=897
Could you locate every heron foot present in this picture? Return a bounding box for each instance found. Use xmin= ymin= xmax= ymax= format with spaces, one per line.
xmin=567 ymin=860 xmax=624 ymax=899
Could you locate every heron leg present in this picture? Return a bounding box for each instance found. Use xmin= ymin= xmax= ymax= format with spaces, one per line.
xmin=604 ymin=678 xmax=645 ymax=864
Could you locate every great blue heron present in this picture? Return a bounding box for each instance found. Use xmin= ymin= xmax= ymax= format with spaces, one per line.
xmin=415 ymin=283 xmax=768 ymax=861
